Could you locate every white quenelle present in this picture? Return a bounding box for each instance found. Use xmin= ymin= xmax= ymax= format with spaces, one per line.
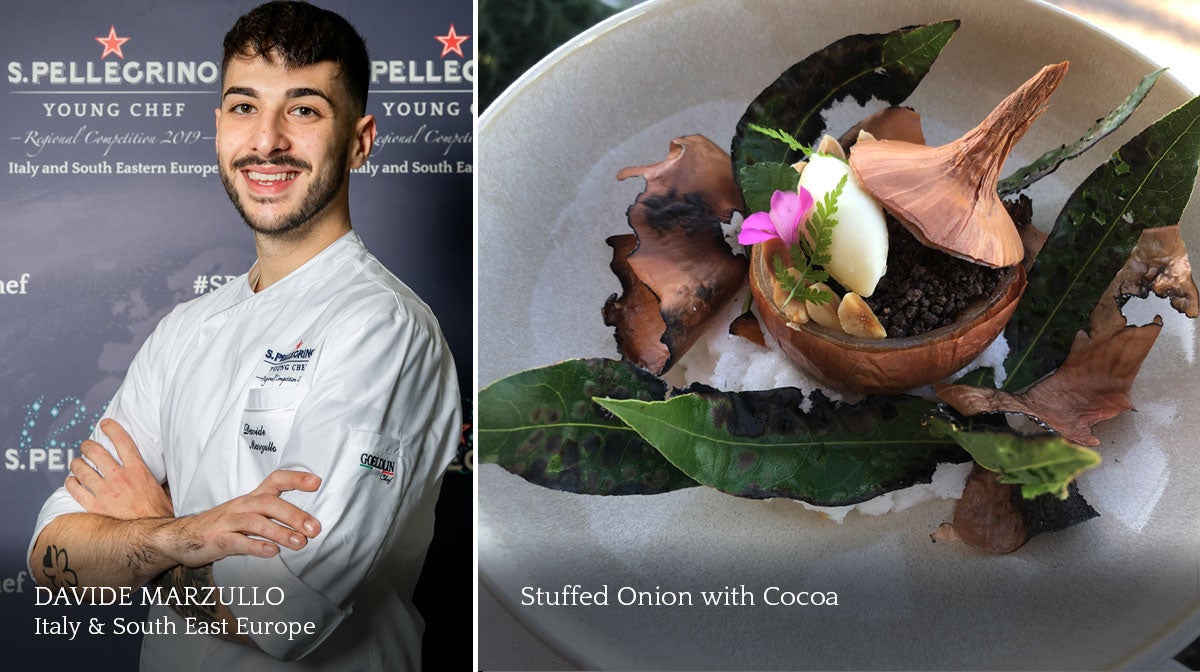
xmin=797 ymin=153 xmax=888 ymax=297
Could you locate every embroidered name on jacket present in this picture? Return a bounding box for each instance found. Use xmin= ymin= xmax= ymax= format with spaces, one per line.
xmin=360 ymin=452 xmax=395 ymax=484
xmin=256 ymin=341 xmax=316 ymax=387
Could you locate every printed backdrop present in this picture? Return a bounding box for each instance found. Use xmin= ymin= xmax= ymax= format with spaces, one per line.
xmin=0 ymin=1 xmax=473 ymax=668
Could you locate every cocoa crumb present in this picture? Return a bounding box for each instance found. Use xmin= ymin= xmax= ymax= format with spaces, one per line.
xmin=861 ymin=208 xmax=1024 ymax=338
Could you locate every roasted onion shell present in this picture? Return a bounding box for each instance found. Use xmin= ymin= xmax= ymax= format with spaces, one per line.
xmin=749 ymin=239 xmax=1027 ymax=394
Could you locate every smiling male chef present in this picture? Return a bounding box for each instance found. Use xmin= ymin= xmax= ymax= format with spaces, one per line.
xmin=25 ymin=2 xmax=460 ymax=670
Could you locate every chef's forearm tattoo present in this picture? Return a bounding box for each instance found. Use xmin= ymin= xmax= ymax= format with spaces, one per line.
xmin=153 ymin=565 xmax=253 ymax=646
xmin=41 ymin=545 xmax=79 ymax=588
xmin=157 ymin=564 xmax=220 ymax=622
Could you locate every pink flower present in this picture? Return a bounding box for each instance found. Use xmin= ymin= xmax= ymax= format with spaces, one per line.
xmin=737 ymin=188 xmax=814 ymax=248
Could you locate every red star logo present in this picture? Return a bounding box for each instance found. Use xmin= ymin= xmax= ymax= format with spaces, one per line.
xmin=95 ymin=26 xmax=130 ymax=60
xmin=434 ymin=24 xmax=469 ymax=59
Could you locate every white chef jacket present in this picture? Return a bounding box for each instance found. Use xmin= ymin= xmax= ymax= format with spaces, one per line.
xmin=28 ymin=230 xmax=461 ymax=670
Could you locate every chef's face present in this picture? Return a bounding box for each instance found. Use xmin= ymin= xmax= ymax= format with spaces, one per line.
xmin=215 ymin=53 xmax=372 ymax=236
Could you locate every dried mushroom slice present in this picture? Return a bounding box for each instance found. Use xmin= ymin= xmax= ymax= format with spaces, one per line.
xmin=932 ymin=464 xmax=1098 ymax=554
xmin=602 ymin=135 xmax=748 ymax=375
xmin=604 ymin=234 xmax=670 ymax=373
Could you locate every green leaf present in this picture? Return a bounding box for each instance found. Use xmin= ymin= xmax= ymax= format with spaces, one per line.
xmin=596 ymin=389 xmax=969 ymax=507
xmin=738 ymin=161 xmax=800 ymax=214
xmin=478 ymin=358 xmax=698 ymax=495
xmin=926 ymin=409 xmax=1101 ymax=500
xmin=998 ymin=69 xmax=1166 ymax=195
xmin=731 ymin=20 xmax=958 ymax=179
xmin=1003 ymin=94 xmax=1200 ymax=391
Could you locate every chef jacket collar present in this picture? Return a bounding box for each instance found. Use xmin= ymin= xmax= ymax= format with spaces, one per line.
xmin=239 ymin=229 xmax=364 ymax=304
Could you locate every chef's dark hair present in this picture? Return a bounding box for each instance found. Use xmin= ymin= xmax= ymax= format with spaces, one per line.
xmin=221 ymin=1 xmax=370 ymax=115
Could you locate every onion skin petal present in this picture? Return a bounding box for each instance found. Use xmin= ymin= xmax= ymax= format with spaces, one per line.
xmin=837 ymin=106 xmax=926 ymax=153
xmin=850 ymin=62 xmax=1069 ymax=268
xmin=730 ymin=310 xmax=767 ymax=348
xmin=938 ymin=225 xmax=1193 ymax=445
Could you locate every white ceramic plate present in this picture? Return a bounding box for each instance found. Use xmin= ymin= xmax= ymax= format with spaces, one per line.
xmin=478 ymin=0 xmax=1200 ymax=668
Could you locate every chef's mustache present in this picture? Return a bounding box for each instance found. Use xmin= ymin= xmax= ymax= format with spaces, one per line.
xmin=230 ymin=155 xmax=311 ymax=171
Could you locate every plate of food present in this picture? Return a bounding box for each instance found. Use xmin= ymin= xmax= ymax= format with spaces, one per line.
xmin=477 ymin=0 xmax=1200 ymax=668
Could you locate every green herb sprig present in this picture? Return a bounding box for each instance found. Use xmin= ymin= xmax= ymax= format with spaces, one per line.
xmin=747 ymin=123 xmax=811 ymax=155
xmin=773 ymin=174 xmax=847 ymax=308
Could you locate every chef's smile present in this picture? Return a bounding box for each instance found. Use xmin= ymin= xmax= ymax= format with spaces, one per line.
xmin=241 ymin=164 xmax=304 ymax=198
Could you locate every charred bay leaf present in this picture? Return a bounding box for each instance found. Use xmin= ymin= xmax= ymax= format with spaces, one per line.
xmin=605 ymin=135 xmax=748 ymax=375
xmin=1003 ymin=94 xmax=1200 ymax=391
xmin=731 ymin=20 xmax=958 ymax=177
xmin=954 ymin=366 xmax=996 ymax=390
xmin=999 ymin=68 xmax=1166 ymax=195
xmin=596 ymin=390 xmax=969 ymax=507
xmin=938 ymin=313 xmax=1162 ymax=445
xmin=478 ymin=358 xmax=698 ymax=495
xmin=925 ymin=408 xmax=1100 ymax=499
xmin=939 ymin=227 xmax=1180 ymax=445
xmin=931 ymin=464 xmax=1098 ymax=553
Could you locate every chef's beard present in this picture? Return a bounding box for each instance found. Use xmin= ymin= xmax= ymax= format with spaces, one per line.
xmin=219 ymin=149 xmax=348 ymax=238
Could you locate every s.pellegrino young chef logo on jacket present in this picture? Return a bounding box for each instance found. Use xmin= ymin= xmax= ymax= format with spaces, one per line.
xmin=360 ymin=452 xmax=395 ymax=484
xmin=256 ymin=340 xmax=315 ymax=387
